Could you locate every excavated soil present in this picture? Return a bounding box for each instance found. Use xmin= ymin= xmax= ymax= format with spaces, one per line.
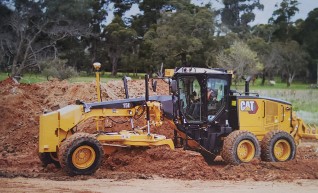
xmin=0 ymin=78 xmax=318 ymax=182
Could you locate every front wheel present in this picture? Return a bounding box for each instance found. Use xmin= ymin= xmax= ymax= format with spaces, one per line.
xmin=261 ymin=130 xmax=296 ymax=162
xmin=221 ymin=130 xmax=260 ymax=165
xmin=59 ymin=133 xmax=104 ymax=175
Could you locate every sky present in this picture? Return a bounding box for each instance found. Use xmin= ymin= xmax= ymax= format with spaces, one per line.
xmin=106 ymin=0 xmax=318 ymax=26
xmin=250 ymin=0 xmax=318 ymax=25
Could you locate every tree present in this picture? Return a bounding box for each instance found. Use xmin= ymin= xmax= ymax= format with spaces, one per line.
xmin=0 ymin=0 xmax=92 ymax=79
xmin=143 ymin=6 xmax=215 ymax=71
xmin=220 ymin=0 xmax=264 ymax=34
xmin=248 ymin=37 xmax=275 ymax=85
xmin=103 ymin=16 xmax=137 ymax=75
xmin=0 ymin=1 xmax=13 ymax=71
xmin=271 ymin=41 xmax=308 ymax=87
xmin=111 ymin=0 xmax=140 ymax=17
xmin=297 ymin=8 xmax=318 ymax=59
xmin=269 ymin=0 xmax=299 ymax=41
xmin=296 ymin=8 xmax=318 ymax=82
xmin=43 ymin=0 xmax=108 ymax=71
xmin=251 ymin=24 xmax=277 ymax=43
xmin=216 ymin=41 xmax=263 ymax=85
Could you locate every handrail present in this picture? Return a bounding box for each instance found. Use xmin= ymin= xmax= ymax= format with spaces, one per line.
xmin=262 ymin=101 xmax=266 ymax=118
xmin=281 ymin=105 xmax=284 ymax=122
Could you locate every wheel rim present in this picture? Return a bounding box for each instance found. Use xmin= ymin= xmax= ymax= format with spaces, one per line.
xmin=273 ymin=139 xmax=291 ymax=161
xmin=237 ymin=140 xmax=255 ymax=162
xmin=72 ymin=145 xmax=96 ymax=169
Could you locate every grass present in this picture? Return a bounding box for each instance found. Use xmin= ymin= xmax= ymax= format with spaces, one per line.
xmin=234 ymin=78 xmax=311 ymax=90
xmin=0 ymin=73 xmax=48 ymax=83
xmin=0 ymin=72 xmax=147 ymax=83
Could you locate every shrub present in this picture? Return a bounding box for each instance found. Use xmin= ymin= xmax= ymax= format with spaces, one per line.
xmin=40 ymin=59 xmax=78 ymax=80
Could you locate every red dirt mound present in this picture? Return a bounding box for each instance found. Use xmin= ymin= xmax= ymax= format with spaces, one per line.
xmin=0 ymin=77 xmax=318 ymax=181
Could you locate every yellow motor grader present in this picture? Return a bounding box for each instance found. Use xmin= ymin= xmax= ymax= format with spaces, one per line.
xmin=38 ymin=63 xmax=318 ymax=175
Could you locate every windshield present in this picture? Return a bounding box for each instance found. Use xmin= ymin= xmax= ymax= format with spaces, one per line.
xmin=178 ymin=76 xmax=203 ymax=122
xmin=207 ymin=78 xmax=227 ymax=122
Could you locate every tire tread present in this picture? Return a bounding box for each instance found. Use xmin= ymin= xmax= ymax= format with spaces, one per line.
xmin=261 ymin=130 xmax=296 ymax=162
xmin=58 ymin=133 xmax=104 ymax=175
xmin=222 ymin=130 xmax=260 ymax=165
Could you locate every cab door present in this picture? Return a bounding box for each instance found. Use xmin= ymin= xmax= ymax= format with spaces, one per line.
xmin=178 ymin=76 xmax=204 ymax=123
xmin=206 ymin=77 xmax=228 ymax=123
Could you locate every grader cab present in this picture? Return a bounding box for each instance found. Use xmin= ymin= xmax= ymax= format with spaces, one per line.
xmin=38 ymin=65 xmax=318 ymax=175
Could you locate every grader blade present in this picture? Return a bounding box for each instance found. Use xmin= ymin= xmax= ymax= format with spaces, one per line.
xmin=96 ymin=130 xmax=175 ymax=151
xmin=292 ymin=116 xmax=318 ymax=143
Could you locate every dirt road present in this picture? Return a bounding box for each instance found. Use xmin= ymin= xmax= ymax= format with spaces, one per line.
xmin=1 ymin=177 xmax=318 ymax=193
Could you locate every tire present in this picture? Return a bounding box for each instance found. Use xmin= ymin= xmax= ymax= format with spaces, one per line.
xmin=221 ymin=130 xmax=260 ymax=165
xmin=39 ymin=152 xmax=61 ymax=168
xmin=261 ymin=130 xmax=296 ymax=162
xmin=59 ymin=133 xmax=104 ymax=176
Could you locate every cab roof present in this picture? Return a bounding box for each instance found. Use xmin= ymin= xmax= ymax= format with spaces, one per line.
xmin=175 ymin=67 xmax=229 ymax=75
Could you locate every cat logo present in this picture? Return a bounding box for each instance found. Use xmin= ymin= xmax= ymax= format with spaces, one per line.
xmin=240 ymin=100 xmax=258 ymax=114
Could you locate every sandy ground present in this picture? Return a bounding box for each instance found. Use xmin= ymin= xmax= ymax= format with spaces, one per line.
xmin=1 ymin=177 xmax=318 ymax=193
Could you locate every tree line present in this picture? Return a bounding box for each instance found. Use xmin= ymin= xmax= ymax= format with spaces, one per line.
xmin=0 ymin=0 xmax=317 ymax=86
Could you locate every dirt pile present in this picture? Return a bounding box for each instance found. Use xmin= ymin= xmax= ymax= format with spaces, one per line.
xmin=97 ymin=144 xmax=318 ymax=181
xmin=103 ymin=147 xmax=218 ymax=180
xmin=0 ymin=77 xmax=169 ymax=148
xmin=0 ymin=79 xmax=42 ymax=155
xmin=0 ymin=77 xmax=318 ymax=181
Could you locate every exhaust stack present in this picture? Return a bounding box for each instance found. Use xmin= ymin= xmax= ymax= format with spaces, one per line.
xmin=244 ymin=76 xmax=252 ymax=96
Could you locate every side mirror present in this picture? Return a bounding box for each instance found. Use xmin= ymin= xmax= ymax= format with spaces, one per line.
xmin=170 ymin=80 xmax=177 ymax=95
xmin=152 ymin=79 xmax=157 ymax=92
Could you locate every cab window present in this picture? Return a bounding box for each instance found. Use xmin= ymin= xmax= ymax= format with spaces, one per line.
xmin=207 ymin=78 xmax=227 ymax=122
xmin=178 ymin=76 xmax=203 ymax=122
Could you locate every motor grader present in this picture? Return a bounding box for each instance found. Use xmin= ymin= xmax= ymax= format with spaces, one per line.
xmin=38 ymin=63 xmax=318 ymax=175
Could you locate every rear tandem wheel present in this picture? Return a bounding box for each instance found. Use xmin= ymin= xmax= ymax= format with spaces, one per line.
xmin=58 ymin=133 xmax=104 ymax=176
xmin=261 ymin=130 xmax=296 ymax=162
